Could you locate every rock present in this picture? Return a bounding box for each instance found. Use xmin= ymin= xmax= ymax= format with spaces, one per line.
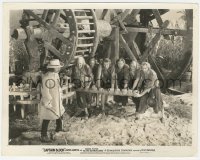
xmin=99 ymin=128 xmax=111 ymax=137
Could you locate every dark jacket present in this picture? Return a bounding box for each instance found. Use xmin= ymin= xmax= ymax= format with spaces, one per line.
xmin=71 ymin=64 xmax=93 ymax=89
xmin=97 ymin=64 xmax=115 ymax=89
xmin=115 ymin=64 xmax=129 ymax=89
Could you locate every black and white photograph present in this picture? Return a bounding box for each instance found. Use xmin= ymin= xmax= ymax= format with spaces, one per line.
xmin=2 ymin=3 xmax=198 ymax=157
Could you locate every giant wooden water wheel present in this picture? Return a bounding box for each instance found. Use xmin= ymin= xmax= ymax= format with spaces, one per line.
xmin=11 ymin=9 xmax=192 ymax=90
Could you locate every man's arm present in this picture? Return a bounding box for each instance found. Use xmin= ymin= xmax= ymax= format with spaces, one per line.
xmin=132 ymin=77 xmax=140 ymax=90
xmin=123 ymin=65 xmax=129 ymax=89
xmin=140 ymin=70 xmax=157 ymax=96
xmin=85 ymin=65 xmax=93 ymax=88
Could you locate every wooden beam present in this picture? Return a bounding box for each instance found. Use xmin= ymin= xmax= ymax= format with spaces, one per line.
xmin=126 ymin=27 xmax=187 ymax=36
xmin=100 ymin=9 xmax=109 ymax=20
xmin=130 ymin=9 xmax=140 ymax=18
xmin=152 ymin=9 xmax=163 ymax=26
xmin=41 ymin=10 xmax=48 ymax=20
xmin=131 ymin=41 xmax=141 ymax=59
xmin=44 ymin=42 xmax=63 ymax=59
xmin=140 ymin=20 xmax=169 ymax=62
xmin=52 ymin=10 xmax=61 ymax=26
xmin=119 ymin=34 xmax=137 ymax=61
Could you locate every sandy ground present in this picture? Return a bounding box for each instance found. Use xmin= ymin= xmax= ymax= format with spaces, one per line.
xmin=9 ymin=93 xmax=192 ymax=146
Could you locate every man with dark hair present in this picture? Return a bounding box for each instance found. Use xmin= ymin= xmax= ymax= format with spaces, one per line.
xmin=88 ymin=57 xmax=99 ymax=106
xmin=97 ymin=58 xmax=115 ymax=112
xmin=114 ymin=58 xmax=129 ymax=108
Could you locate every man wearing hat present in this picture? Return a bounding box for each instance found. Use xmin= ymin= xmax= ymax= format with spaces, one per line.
xmin=39 ymin=59 xmax=65 ymax=142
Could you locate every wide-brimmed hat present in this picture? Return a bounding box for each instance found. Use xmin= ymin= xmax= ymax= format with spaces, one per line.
xmin=47 ymin=59 xmax=64 ymax=68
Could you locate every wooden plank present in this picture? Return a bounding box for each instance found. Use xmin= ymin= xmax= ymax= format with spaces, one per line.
xmin=119 ymin=34 xmax=137 ymax=61
xmin=77 ymin=43 xmax=93 ymax=47
xmin=126 ymin=27 xmax=187 ymax=36
xmin=75 ymin=16 xmax=93 ymax=19
xmin=78 ymin=37 xmax=94 ymax=40
xmin=74 ymin=9 xmax=91 ymax=12
xmin=77 ymin=30 xmax=95 ymax=33
xmin=9 ymin=90 xmax=40 ymax=96
xmin=75 ymin=89 xmax=139 ymax=96
xmin=10 ymin=100 xmax=40 ymax=105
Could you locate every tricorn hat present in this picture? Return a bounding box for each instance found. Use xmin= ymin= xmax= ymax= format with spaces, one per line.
xmin=47 ymin=59 xmax=64 ymax=68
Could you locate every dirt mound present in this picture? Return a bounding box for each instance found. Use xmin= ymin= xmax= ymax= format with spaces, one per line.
xmin=9 ymin=93 xmax=192 ymax=146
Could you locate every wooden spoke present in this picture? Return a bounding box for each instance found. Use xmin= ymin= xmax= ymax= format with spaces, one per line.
xmin=41 ymin=10 xmax=48 ymax=20
xmin=44 ymin=42 xmax=63 ymax=59
xmin=100 ymin=9 xmax=109 ymax=20
xmin=52 ymin=10 xmax=61 ymax=26
xmin=152 ymin=9 xmax=163 ymax=26
xmin=140 ymin=20 xmax=169 ymax=62
xmin=152 ymin=9 xmax=170 ymax=40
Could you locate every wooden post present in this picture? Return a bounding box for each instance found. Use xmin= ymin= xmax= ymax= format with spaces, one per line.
xmin=112 ymin=27 xmax=119 ymax=64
